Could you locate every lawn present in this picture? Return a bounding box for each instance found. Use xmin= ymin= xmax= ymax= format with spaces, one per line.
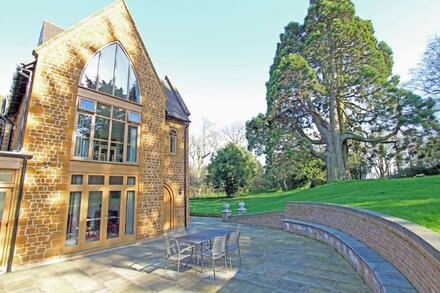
xmin=190 ymin=175 xmax=440 ymax=233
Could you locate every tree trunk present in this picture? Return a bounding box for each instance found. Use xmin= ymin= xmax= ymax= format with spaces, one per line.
xmin=325 ymin=135 xmax=347 ymax=182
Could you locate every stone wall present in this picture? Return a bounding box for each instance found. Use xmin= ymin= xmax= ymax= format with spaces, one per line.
xmin=164 ymin=119 xmax=189 ymax=228
xmin=285 ymin=202 xmax=440 ymax=293
xmin=12 ymin=0 xmax=183 ymax=266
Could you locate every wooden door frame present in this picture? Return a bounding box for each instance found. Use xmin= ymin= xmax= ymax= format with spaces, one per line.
xmin=63 ymin=173 xmax=137 ymax=253
xmin=162 ymin=184 xmax=175 ymax=231
xmin=0 ymin=188 xmax=13 ymax=267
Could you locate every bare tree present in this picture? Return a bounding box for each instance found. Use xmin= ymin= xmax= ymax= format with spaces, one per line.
xmin=368 ymin=143 xmax=396 ymax=178
xmin=189 ymin=118 xmax=220 ymax=195
xmin=410 ymin=35 xmax=440 ymax=101
xmin=221 ymin=121 xmax=247 ymax=147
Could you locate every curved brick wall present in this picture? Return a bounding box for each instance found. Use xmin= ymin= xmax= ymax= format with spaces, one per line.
xmin=229 ymin=211 xmax=285 ymax=229
xmin=285 ymin=202 xmax=440 ymax=293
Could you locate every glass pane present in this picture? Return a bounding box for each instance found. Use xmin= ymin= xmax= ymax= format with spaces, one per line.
xmin=0 ymin=171 xmax=13 ymax=183
xmin=80 ymin=52 xmax=100 ymax=90
xmin=126 ymin=191 xmax=135 ymax=235
xmin=96 ymin=103 xmax=111 ymax=117
xmin=88 ymin=175 xmax=105 ymax=185
xmin=0 ymin=192 xmax=5 ymax=230
xmin=66 ymin=192 xmax=81 ymax=246
xmin=112 ymin=107 xmax=126 ymax=121
xmin=93 ymin=140 xmax=109 ymax=161
xmin=78 ymin=99 xmax=95 ymax=112
xmin=110 ymin=142 xmax=124 ymax=162
xmin=128 ymin=66 xmax=140 ymax=103
xmin=98 ymin=44 xmax=116 ymax=95
xmin=128 ymin=112 xmax=140 ymax=123
xmin=109 ymin=176 xmax=123 ymax=185
xmin=71 ymin=175 xmax=83 ymax=185
xmin=107 ymin=191 xmax=121 ymax=239
xmin=170 ymin=130 xmax=177 ymax=154
xmin=170 ymin=136 xmax=176 ymax=154
xmin=86 ymin=191 xmax=102 ymax=243
xmin=114 ymin=46 xmax=129 ymax=99
xmin=127 ymin=177 xmax=136 ymax=185
xmin=94 ymin=117 xmax=110 ymax=140
xmin=74 ymin=114 xmax=91 ymax=158
xmin=127 ymin=125 xmax=138 ymax=162
xmin=111 ymin=121 xmax=125 ymax=143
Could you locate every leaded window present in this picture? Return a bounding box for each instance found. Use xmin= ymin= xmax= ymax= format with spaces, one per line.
xmin=80 ymin=43 xmax=140 ymax=103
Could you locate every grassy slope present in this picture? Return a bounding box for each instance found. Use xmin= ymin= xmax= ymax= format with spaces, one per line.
xmin=190 ymin=175 xmax=440 ymax=233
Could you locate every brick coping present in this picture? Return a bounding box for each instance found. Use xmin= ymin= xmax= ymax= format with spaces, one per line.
xmin=230 ymin=210 xmax=285 ymax=218
xmin=282 ymin=218 xmax=416 ymax=292
xmin=286 ymin=202 xmax=440 ymax=263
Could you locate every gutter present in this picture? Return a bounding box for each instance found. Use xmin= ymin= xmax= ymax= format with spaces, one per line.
xmin=0 ymin=116 xmax=15 ymax=151
xmin=184 ymin=123 xmax=189 ymax=227
xmin=0 ymin=151 xmax=33 ymax=273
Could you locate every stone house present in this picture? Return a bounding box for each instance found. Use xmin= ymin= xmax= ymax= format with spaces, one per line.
xmin=0 ymin=0 xmax=190 ymax=270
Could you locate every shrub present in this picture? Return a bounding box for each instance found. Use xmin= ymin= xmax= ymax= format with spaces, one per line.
xmin=310 ymin=178 xmax=326 ymax=188
xmin=392 ymin=165 xmax=440 ymax=178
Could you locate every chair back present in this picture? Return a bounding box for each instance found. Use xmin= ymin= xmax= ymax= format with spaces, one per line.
xmin=165 ymin=233 xmax=179 ymax=256
xmin=211 ymin=235 xmax=227 ymax=256
xmin=228 ymin=231 xmax=240 ymax=248
xmin=186 ymin=226 xmax=198 ymax=234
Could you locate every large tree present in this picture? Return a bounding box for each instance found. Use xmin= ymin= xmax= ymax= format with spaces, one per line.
xmin=261 ymin=0 xmax=401 ymax=182
xmin=246 ymin=115 xmax=325 ymax=190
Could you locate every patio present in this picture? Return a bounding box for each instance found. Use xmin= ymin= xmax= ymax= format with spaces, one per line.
xmin=0 ymin=217 xmax=370 ymax=292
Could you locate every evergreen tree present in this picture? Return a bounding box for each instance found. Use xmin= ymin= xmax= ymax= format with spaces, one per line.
xmin=207 ymin=143 xmax=257 ymax=197
xmin=261 ymin=0 xmax=400 ymax=182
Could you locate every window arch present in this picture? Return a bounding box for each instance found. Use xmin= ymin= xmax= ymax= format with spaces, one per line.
xmin=80 ymin=43 xmax=140 ymax=103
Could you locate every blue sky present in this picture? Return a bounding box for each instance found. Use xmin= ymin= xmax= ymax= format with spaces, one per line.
xmin=1 ymin=0 xmax=440 ymax=133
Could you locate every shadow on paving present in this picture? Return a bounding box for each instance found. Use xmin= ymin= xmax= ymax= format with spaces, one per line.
xmin=0 ymin=217 xmax=371 ymax=292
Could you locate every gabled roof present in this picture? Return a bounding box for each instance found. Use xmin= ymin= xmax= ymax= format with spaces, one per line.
xmin=162 ymin=76 xmax=191 ymax=123
xmin=37 ymin=21 xmax=65 ymax=46
xmin=24 ymin=1 xmax=191 ymax=124
xmin=34 ymin=0 xmax=127 ymax=53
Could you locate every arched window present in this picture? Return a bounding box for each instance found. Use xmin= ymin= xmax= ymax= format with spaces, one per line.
xmin=80 ymin=43 xmax=140 ymax=103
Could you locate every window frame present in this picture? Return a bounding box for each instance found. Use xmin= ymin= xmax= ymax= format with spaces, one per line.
xmin=64 ymin=173 xmax=138 ymax=252
xmin=78 ymin=98 xmax=96 ymax=112
xmin=170 ymin=128 xmax=177 ymax=155
xmin=79 ymin=42 xmax=141 ymax=104
xmin=72 ymin=95 xmax=141 ymax=165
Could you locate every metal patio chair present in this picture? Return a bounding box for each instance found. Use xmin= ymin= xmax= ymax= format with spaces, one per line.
xmin=200 ymin=234 xmax=227 ymax=279
xmin=185 ymin=225 xmax=198 ymax=234
xmin=164 ymin=232 xmax=194 ymax=280
xmin=226 ymin=230 xmax=241 ymax=270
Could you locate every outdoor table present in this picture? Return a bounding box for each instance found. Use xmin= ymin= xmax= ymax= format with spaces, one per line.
xmin=175 ymin=228 xmax=230 ymax=271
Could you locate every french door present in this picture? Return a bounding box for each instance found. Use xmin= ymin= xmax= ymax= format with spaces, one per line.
xmin=83 ymin=189 xmax=124 ymax=248
xmin=65 ymin=174 xmax=136 ymax=252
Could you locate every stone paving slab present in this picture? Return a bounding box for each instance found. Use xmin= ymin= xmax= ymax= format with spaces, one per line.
xmin=0 ymin=217 xmax=371 ymax=292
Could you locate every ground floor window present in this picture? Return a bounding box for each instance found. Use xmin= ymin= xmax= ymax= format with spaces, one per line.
xmin=66 ymin=173 xmax=137 ymax=250
xmin=66 ymin=192 xmax=81 ymax=246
